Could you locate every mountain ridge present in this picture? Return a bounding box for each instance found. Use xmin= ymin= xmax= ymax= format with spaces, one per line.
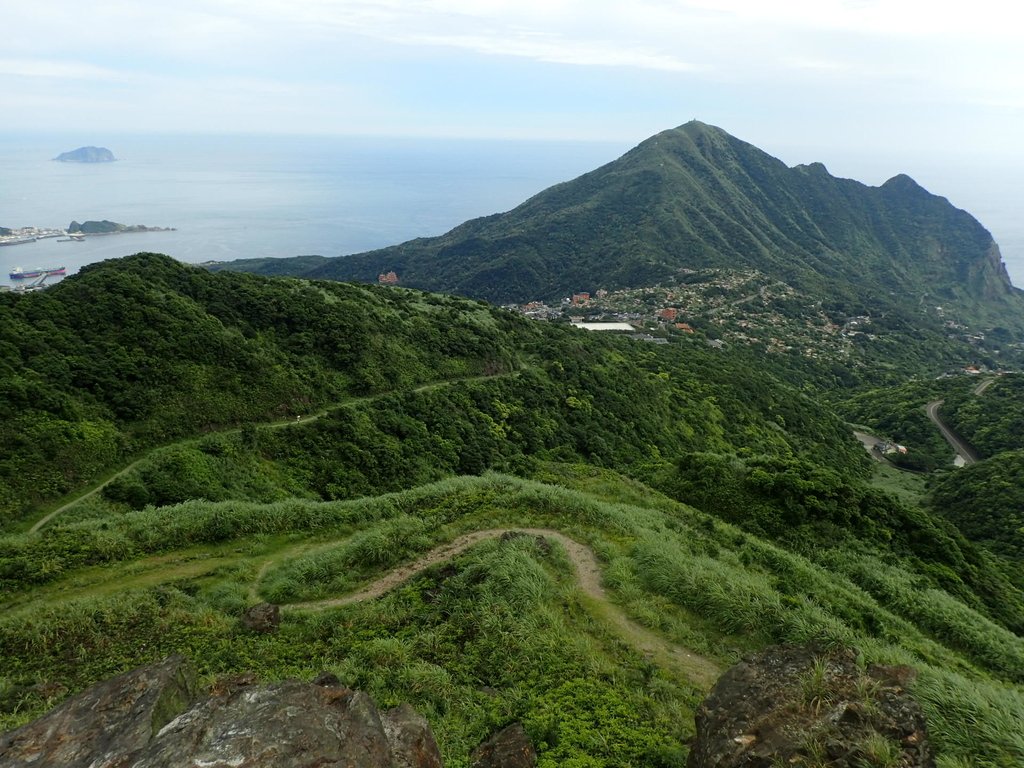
xmin=216 ymin=121 xmax=1022 ymax=328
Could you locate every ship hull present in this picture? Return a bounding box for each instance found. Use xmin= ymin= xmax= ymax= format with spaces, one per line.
xmin=9 ymin=266 xmax=66 ymax=280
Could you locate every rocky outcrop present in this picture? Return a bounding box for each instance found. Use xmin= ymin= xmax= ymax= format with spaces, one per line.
xmin=688 ymin=644 xmax=934 ymax=768
xmin=241 ymin=601 xmax=281 ymax=633
xmin=0 ymin=655 xmax=197 ymax=767
xmin=0 ymin=656 xmax=443 ymax=768
xmin=470 ymin=723 xmax=537 ymax=768
xmin=382 ymin=703 xmax=444 ymax=768
xmin=54 ymin=146 xmax=116 ymax=163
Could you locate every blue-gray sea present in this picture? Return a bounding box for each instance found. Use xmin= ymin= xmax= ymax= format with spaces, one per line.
xmin=2 ymin=134 xmax=1022 ymax=292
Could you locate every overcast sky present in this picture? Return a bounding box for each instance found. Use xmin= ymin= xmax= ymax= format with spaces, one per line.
xmin=3 ymin=0 xmax=1023 ymax=174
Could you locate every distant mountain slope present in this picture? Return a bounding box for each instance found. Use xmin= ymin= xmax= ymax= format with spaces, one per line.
xmin=219 ymin=121 xmax=1022 ymax=327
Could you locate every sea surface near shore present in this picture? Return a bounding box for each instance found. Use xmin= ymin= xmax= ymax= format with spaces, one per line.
xmin=0 ymin=134 xmax=625 ymax=289
xmin=1 ymin=133 xmax=1021 ymax=292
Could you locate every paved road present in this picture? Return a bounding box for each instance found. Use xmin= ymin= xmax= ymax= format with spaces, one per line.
xmin=973 ymin=377 xmax=995 ymax=396
xmin=925 ymin=400 xmax=979 ymax=466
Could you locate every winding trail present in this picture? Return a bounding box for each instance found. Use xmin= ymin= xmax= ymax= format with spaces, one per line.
xmin=282 ymin=527 xmax=721 ymax=689
xmin=28 ymin=373 xmax=512 ymax=534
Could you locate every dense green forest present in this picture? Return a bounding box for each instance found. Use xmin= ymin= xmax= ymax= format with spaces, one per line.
xmin=0 ymin=253 xmax=869 ymax=529
xmin=2 ymin=255 xmax=1023 ymax=765
xmin=0 ymin=254 xmax=523 ymax=523
xmin=930 ymin=450 xmax=1024 ymax=562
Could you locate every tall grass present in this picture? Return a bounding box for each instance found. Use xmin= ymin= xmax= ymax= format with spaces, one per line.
xmin=834 ymin=554 xmax=1024 ymax=681
xmin=3 ymin=471 xmax=1023 ymax=765
xmin=260 ymin=515 xmax=435 ymax=601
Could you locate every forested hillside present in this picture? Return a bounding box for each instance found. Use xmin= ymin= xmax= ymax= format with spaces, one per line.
xmin=941 ymin=374 xmax=1024 ymax=458
xmin=1 ymin=253 xmax=870 ymax=527
xmin=922 ymin=375 xmax=1024 ymax=562
xmin=0 ymin=254 xmax=522 ymax=522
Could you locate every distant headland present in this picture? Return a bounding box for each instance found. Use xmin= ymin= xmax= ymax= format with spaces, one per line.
xmin=0 ymin=220 xmax=175 ymax=248
xmin=68 ymin=220 xmax=174 ymax=235
xmin=54 ymin=146 xmax=117 ymax=163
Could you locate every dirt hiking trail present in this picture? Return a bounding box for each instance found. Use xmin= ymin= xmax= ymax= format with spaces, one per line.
xmin=284 ymin=527 xmax=721 ymax=689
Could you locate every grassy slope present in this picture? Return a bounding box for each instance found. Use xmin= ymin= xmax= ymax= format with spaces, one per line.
xmin=2 ymin=471 xmax=1022 ymax=767
xmin=3 ymin=257 xmax=1023 ymax=766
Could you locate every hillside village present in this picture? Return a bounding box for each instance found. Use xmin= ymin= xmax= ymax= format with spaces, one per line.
xmin=502 ymin=267 xmax=1015 ymax=372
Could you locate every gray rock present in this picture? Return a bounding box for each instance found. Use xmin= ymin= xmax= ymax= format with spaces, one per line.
xmin=133 ymin=684 xmax=396 ymax=767
xmin=241 ymin=601 xmax=281 ymax=633
xmin=0 ymin=656 xmax=444 ymax=768
xmin=687 ymin=644 xmax=934 ymax=768
xmin=383 ymin=703 xmax=444 ymax=768
xmin=470 ymin=722 xmax=537 ymax=768
xmin=0 ymin=654 xmax=196 ymax=768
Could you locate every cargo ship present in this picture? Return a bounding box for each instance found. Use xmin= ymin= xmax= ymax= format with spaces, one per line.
xmin=9 ymin=266 xmax=67 ymax=280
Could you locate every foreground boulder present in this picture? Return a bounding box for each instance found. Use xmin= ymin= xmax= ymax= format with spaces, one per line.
xmin=0 ymin=656 xmax=442 ymax=768
xmin=0 ymin=655 xmax=196 ymax=768
xmin=240 ymin=601 xmax=281 ymax=633
xmin=470 ymin=722 xmax=537 ymax=768
xmin=688 ymin=644 xmax=934 ymax=768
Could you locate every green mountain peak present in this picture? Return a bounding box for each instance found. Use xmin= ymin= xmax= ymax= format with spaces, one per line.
xmin=215 ymin=123 xmax=1023 ymax=329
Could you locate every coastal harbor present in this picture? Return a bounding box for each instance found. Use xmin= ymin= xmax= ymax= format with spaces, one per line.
xmin=0 ymin=221 xmax=177 ymax=291
xmin=1 ymin=267 xmax=65 ymax=293
xmin=0 ymin=227 xmax=65 ymax=246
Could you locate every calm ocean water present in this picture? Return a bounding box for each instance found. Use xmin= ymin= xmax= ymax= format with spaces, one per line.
xmin=2 ymin=134 xmax=1021 ymax=292
xmin=0 ymin=134 xmax=626 ymax=290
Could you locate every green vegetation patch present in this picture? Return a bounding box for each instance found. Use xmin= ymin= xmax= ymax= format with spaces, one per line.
xmin=3 ymin=474 xmax=1024 ymax=766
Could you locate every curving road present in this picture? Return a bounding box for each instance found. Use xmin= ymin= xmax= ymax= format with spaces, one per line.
xmin=973 ymin=377 xmax=995 ymax=396
xmin=281 ymin=527 xmax=722 ymax=689
xmin=925 ymin=400 xmax=978 ymax=466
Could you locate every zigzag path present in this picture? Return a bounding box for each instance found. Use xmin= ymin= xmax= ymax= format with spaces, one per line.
xmin=281 ymin=527 xmax=722 ymax=689
xmin=27 ymin=373 xmax=512 ymax=534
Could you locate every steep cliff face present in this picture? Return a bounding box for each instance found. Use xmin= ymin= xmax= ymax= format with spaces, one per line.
xmin=0 ymin=656 xmax=442 ymax=768
xmin=688 ymin=644 xmax=934 ymax=768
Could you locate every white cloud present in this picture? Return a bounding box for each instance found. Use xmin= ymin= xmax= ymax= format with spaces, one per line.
xmin=1 ymin=0 xmax=1022 ymax=148
xmin=388 ymin=31 xmax=696 ymax=71
xmin=0 ymin=58 xmax=128 ymax=81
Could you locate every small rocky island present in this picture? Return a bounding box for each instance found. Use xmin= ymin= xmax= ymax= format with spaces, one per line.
xmin=68 ymin=220 xmax=175 ymax=235
xmin=54 ymin=146 xmax=117 ymax=163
